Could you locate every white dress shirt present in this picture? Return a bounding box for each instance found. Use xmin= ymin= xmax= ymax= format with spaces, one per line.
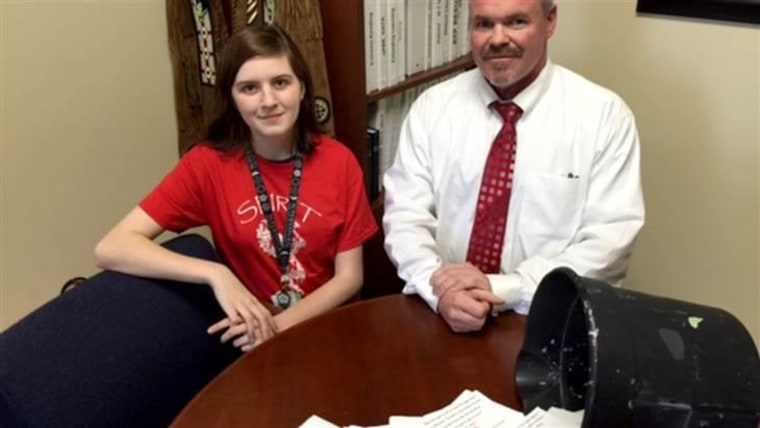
xmin=382 ymin=61 xmax=645 ymax=315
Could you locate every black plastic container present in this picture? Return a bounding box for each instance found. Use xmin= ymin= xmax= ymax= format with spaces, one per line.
xmin=515 ymin=267 xmax=760 ymax=427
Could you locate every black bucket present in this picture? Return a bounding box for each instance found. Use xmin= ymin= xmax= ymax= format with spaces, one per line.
xmin=515 ymin=267 xmax=760 ymax=427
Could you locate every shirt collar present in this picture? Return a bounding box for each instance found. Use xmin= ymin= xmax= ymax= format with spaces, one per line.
xmin=474 ymin=60 xmax=554 ymax=117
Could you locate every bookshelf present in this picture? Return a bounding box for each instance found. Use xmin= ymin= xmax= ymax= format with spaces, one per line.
xmin=318 ymin=0 xmax=474 ymax=298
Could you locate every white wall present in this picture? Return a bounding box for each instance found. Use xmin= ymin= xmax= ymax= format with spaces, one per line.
xmin=1 ymin=0 xmax=178 ymax=328
xmin=550 ymin=1 xmax=759 ymax=345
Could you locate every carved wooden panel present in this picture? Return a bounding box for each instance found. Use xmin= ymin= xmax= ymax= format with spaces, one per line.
xmin=166 ymin=0 xmax=334 ymax=154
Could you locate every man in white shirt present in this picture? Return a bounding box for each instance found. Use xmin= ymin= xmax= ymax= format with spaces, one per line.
xmin=383 ymin=0 xmax=644 ymax=332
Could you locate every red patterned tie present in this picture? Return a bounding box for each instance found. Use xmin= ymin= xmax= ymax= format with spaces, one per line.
xmin=466 ymin=102 xmax=523 ymax=273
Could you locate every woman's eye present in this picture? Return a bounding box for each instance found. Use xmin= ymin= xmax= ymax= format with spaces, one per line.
xmin=273 ymin=79 xmax=289 ymax=89
xmin=240 ymin=84 xmax=258 ymax=93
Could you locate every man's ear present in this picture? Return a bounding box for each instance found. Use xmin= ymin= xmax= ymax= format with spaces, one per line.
xmin=546 ymin=4 xmax=558 ymax=39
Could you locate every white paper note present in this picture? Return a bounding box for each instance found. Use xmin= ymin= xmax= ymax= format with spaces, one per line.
xmin=299 ymin=414 xmax=341 ymax=428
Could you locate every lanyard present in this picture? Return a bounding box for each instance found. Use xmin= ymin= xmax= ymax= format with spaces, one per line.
xmin=244 ymin=145 xmax=303 ymax=296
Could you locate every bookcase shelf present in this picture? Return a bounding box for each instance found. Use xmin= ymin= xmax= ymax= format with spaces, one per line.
xmin=318 ymin=0 xmax=471 ymax=298
xmin=367 ymin=55 xmax=474 ymax=102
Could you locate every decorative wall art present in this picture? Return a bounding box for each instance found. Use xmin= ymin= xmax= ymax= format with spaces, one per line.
xmin=166 ymin=0 xmax=335 ymax=154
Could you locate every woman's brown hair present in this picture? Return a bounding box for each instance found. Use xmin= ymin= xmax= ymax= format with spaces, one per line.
xmin=204 ymin=24 xmax=320 ymax=154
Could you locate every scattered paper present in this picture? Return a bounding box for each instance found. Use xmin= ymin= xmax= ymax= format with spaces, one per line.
xmin=346 ymin=425 xmax=391 ymax=428
xmin=543 ymin=407 xmax=585 ymax=427
xmin=516 ymin=407 xmax=546 ymax=428
xmin=387 ymin=416 xmax=424 ymax=428
xmin=298 ymin=390 xmax=583 ymax=428
xmin=300 ymin=414 xmax=340 ymax=428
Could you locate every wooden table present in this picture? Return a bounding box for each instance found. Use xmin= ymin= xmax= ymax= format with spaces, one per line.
xmin=171 ymin=294 xmax=527 ymax=428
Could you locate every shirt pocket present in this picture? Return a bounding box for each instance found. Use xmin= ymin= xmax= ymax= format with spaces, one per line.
xmin=515 ymin=170 xmax=584 ymax=256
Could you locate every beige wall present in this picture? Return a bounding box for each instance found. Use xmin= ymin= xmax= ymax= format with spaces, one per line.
xmin=1 ymin=0 xmax=178 ymax=328
xmin=550 ymin=2 xmax=760 ymax=345
xmin=1 ymin=0 xmax=759 ymax=348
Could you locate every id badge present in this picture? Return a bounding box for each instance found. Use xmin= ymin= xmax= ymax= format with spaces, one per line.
xmin=271 ymin=290 xmax=302 ymax=309
xmin=272 ymin=290 xmax=291 ymax=309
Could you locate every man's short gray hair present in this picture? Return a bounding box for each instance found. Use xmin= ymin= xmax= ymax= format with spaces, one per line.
xmin=541 ymin=0 xmax=555 ymax=16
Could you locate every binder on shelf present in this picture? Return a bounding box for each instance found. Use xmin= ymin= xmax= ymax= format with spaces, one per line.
xmin=424 ymin=0 xmax=434 ymax=70
xmin=458 ymin=0 xmax=470 ymax=57
xmin=449 ymin=0 xmax=462 ymax=62
xmin=378 ymin=3 xmax=389 ymax=89
xmin=405 ymin=0 xmax=426 ymax=76
xmin=441 ymin=0 xmax=452 ymax=63
xmin=396 ymin=0 xmax=406 ymax=82
xmin=387 ymin=0 xmax=405 ymax=86
xmin=431 ymin=0 xmax=445 ymax=68
xmin=363 ymin=0 xmax=379 ymax=93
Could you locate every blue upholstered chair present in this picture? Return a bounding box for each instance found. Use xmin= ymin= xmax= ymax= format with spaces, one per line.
xmin=0 ymin=234 xmax=240 ymax=427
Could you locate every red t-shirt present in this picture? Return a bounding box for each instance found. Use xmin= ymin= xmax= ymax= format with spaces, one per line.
xmin=140 ymin=135 xmax=378 ymax=302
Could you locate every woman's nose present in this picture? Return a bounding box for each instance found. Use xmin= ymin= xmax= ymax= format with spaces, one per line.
xmin=260 ymin=86 xmax=277 ymax=107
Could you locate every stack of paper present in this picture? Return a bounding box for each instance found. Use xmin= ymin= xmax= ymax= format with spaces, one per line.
xmin=299 ymin=389 xmax=583 ymax=428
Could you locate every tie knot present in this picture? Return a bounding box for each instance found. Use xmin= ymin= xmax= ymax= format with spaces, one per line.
xmin=492 ymin=102 xmax=522 ymax=124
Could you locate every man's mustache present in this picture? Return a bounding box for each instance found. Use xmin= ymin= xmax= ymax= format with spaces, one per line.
xmin=482 ymin=47 xmax=523 ymax=59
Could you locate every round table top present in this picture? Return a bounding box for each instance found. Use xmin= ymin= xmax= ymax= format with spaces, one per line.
xmin=171 ymin=294 xmax=527 ymax=428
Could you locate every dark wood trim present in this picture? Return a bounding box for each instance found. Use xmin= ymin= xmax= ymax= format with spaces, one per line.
xmin=319 ymin=0 xmax=368 ymax=175
xmin=367 ymin=54 xmax=475 ymax=102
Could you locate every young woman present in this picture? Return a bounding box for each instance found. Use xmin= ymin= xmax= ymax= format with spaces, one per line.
xmin=95 ymin=24 xmax=377 ymax=352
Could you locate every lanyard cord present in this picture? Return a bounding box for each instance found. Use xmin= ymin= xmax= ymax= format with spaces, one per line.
xmin=244 ymin=145 xmax=303 ymax=290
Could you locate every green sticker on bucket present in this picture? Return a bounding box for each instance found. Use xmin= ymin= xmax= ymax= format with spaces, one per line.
xmin=688 ymin=316 xmax=704 ymax=329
